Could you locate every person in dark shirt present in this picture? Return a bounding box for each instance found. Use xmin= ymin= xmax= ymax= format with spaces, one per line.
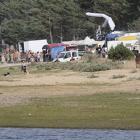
xmin=96 ymin=45 xmax=102 ymax=58
xmin=132 ymin=47 xmax=139 ymax=55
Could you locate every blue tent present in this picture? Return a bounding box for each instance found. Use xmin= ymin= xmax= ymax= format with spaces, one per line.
xmin=107 ymin=34 xmax=116 ymax=40
xmin=51 ymin=46 xmax=66 ymax=58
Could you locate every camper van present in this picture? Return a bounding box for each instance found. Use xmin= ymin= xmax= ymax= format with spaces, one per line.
xmin=53 ymin=50 xmax=80 ymax=62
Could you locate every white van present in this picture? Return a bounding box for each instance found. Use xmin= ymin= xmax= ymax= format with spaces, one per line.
xmin=53 ymin=50 xmax=80 ymax=62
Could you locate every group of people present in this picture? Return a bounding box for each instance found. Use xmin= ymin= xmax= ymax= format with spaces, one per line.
xmin=0 ymin=45 xmax=21 ymax=63
xmin=24 ymin=50 xmax=41 ymax=63
xmin=4 ymin=50 xmax=21 ymax=63
xmin=96 ymin=45 xmax=107 ymax=58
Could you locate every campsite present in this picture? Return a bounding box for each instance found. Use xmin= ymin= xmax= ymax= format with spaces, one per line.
xmin=1 ymin=1 xmax=140 ymax=136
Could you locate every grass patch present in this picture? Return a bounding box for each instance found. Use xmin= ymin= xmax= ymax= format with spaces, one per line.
xmin=0 ymin=92 xmax=140 ymax=129
xmin=112 ymin=75 xmax=126 ymax=79
xmin=64 ymin=82 xmax=119 ymax=86
xmin=127 ymin=77 xmax=136 ymax=81
xmin=87 ymin=74 xmax=99 ymax=78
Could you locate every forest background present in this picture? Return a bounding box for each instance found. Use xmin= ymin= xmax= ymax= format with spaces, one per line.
xmin=0 ymin=0 xmax=140 ymax=46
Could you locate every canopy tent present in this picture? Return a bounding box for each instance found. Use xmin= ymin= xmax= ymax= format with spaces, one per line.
xmin=51 ymin=46 xmax=66 ymax=59
xmin=76 ymin=36 xmax=97 ymax=45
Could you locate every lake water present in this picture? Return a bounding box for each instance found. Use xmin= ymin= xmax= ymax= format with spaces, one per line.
xmin=0 ymin=128 xmax=140 ymax=140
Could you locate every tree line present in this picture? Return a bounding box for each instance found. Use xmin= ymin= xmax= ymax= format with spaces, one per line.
xmin=0 ymin=0 xmax=139 ymax=46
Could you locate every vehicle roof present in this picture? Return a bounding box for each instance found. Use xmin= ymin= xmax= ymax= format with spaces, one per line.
xmin=60 ymin=50 xmax=78 ymax=53
xmin=47 ymin=44 xmax=69 ymax=49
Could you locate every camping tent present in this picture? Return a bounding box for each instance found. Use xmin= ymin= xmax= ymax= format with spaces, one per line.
xmin=51 ymin=46 xmax=66 ymax=59
xmin=106 ymin=34 xmax=116 ymax=40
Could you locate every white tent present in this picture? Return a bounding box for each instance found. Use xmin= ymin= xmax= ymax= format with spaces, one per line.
xmin=76 ymin=36 xmax=97 ymax=45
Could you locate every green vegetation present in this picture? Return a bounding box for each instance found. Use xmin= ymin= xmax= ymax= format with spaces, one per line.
xmin=112 ymin=75 xmax=126 ymax=79
xmin=87 ymin=74 xmax=99 ymax=78
xmin=0 ymin=58 xmax=123 ymax=77
xmin=1 ymin=92 xmax=140 ymax=129
xmin=108 ymin=43 xmax=135 ymax=61
xmin=0 ymin=0 xmax=140 ymax=45
xmin=33 ymin=58 xmax=123 ymax=72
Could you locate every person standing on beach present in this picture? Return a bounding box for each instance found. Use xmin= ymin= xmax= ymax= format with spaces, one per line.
xmin=37 ymin=52 xmax=40 ymax=62
xmin=96 ymin=45 xmax=102 ymax=58
xmin=17 ymin=51 xmax=21 ymax=63
xmin=13 ymin=52 xmax=16 ymax=63
xmin=10 ymin=52 xmax=14 ymax=63
xmin=21 ymin=60 xmax=27 ymax=74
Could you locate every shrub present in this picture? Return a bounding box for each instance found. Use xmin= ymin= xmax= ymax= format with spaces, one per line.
xmin=108 ymin=43 xmax=135 ymax=61
xmin=9 ymin=67 xmax=15 ymax=70
xmin=29 ymin=58 xmax=123 ymax=73
xmin=83 ymin=53 xmax=97 ymax=63
xmin=45 ymin=65 xmax=52 ymax=70
xmin=112 ymin=75 xmax=126 ymax=79
xmin=87 ymin=74 xmax=99 ymax=78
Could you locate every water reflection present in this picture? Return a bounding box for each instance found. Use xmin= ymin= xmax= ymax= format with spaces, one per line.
xmin=0 ymin=128 xmax=140 ymax=140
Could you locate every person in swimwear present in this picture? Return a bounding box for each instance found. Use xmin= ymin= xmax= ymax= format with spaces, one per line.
xmin=21 ymin=60 xmax=26 ymax=74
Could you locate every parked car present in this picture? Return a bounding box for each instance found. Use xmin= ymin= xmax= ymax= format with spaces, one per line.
xmin=52 ymin=50 xmax=80 ymax=62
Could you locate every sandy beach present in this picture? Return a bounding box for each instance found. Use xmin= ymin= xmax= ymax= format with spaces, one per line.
xmin=0 ymin=60 xmax=140 ymax=107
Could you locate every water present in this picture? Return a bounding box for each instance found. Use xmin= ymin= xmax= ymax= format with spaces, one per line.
xmin=0 ymin=128 xmax=140 ymax=140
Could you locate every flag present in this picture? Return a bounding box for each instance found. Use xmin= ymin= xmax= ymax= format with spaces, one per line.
xmin=96 ymin=25 xmax=101 ymax=41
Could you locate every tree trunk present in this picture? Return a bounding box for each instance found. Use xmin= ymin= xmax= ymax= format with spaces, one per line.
xmin=50 ymin=27 xmax=53 ymax=44
xmin=60 ymin=24 xmax=63 ymax=43
xmin=49 ymin=13 xmax=53 ymax=44
xmin=73 ymin=34 xmax=76 ymax=41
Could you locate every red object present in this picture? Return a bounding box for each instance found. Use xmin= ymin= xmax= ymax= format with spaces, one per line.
xmin=47 ymin=44 xmax=70 ymax=49
xmin=13 ymin=53 xmax=16 ymax=59
xmin=43 ymin=50 xmax=46 ymax=54
xmin=66 ymin=46 xmax=77 ymax=51
xmin=70 ymin=58 xmax=75 ymax=61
